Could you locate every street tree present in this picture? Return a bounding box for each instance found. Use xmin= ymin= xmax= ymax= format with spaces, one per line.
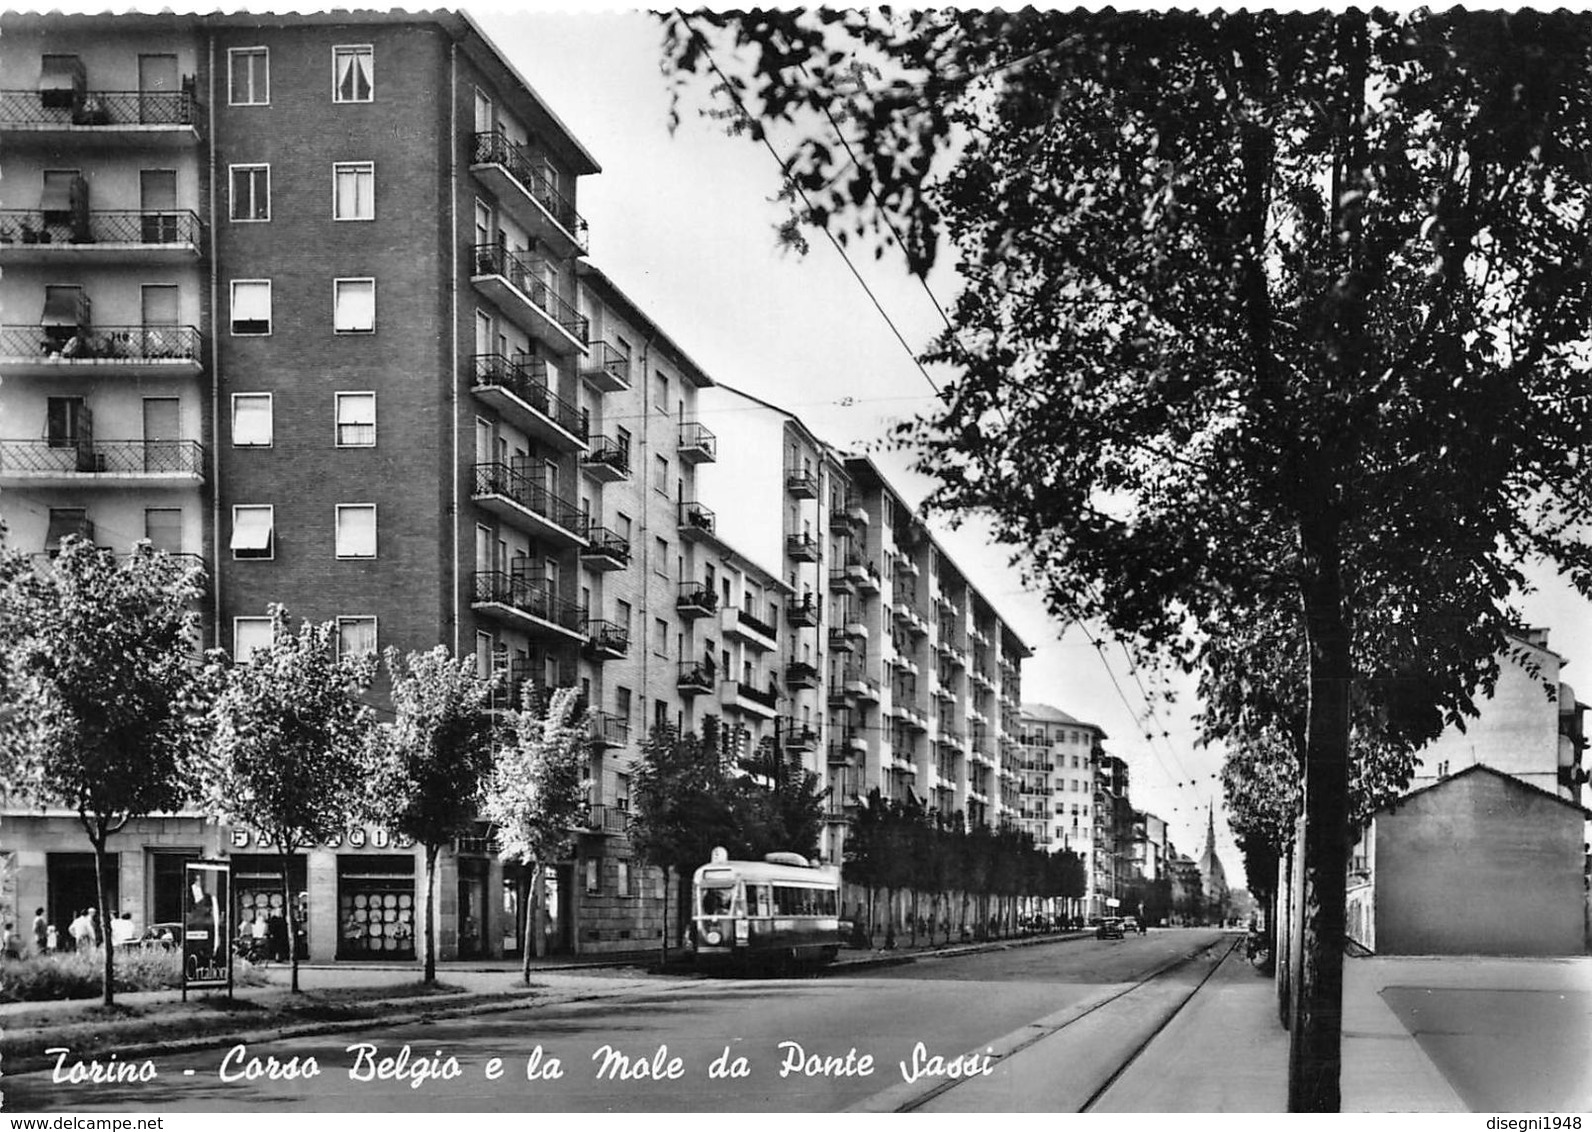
xmin=479 ymin=685 xmax=587 ymax=981
xmin=662 ymin=8 xmax=1592 ymax=1108
xmin=738 ymin=739 xmax=828 ymax=860
xmin=365 ymin=646 xmax=499 ymax=984
xmin=209 ymin=607 xmax=377 ymax=993
xmin=0 ymin=539 xmax=212 ymax=1005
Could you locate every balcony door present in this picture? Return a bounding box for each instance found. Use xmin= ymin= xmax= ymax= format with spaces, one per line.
xmin=143 ymin=397 xmax=179 ymax=473
xmin=141 ymin=284 xmax=179 ymax=359
xmin=140 ymin=170 xmax=178 ymax=243
xmin=138 ymin=54 xmax=179 ymax=123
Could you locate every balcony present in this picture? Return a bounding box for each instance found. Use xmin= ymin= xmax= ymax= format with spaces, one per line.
xmin=895 ymin=555 xmax=920 ymax=579
xmin=0 ymin=324 xmax=203 ymax=379
xmin=827 ymin=742 xmax=857 ymax=765
xmin=785 ymin=468 xmax=819 ymax=499
xmin=933 ymin=676 xmax=956 ymax=702
xmin=579 ymin=526 xmax=630 ymax=572
xmin=677 ymin=660 xmax=716 ymax=697
xmin=828 ymin=568 xmax=855 ymax=594
xmin=783 ymin=719 xmax=820 ymax=751
xmin=678 ymin=421 xmax=717 ymax=465
xmin=677 ymin=500 xmax=718 ymax=543
xmin=578 ymin=339 xmax=632 ymax=394
xmin=0 ymin=209 xmax=203 ymax=263
xmin=0 ymin=438 xmax=203 ymax=488
xmin=589 ymin=709 xmax=631 ymax=750
xmin=584 ymin=803 xmax=631 ymax=835
xmin=842 ymin=615 xmax=868 ymax=641
xmin=0 ymin=88 xmax=202 ymax=148
xmin=578 ymin=435 xmax=631 ymax=484
xmin=582 ymin=619 xmax=630 ymax=661
xmin=785 ymin=660 xmax=819 ymax=689
xmin=786 ymin=532 xmax=821 ymax=563
xmin=937 ymin=727 xmax=965 ymax=751
xmin=828 ymin=681 xmax=855 ymax=708
xmin=907 ymin=611 xmax=930 ymax=637
xmin=830 ymin=499 xmax=869 ymax=533
xmin=470 ymin=354 xmax=588 ymax=452
xmin=828 ymin=627 xmax=854 ymax=654
xmin=469 ymin=244 xmax=588 ymax=357
xmin=853 ymin=671 xmax=881 ymax=702
xmin=847 ymin=558 xmax=877 ymax=588
xmin=840 ymin=665 xmax=876 ymax=700
xmin=722 ymin=606 xmax=777 ymax=652
xmin=676 ymin=580 xmax=718 ymax=620
xmin=786 ymin=596 xmax=820 ymax=629
xmin=721 ymin=679 xmax=779 ymax=719
xmin=471 ymin=571 xmax=587 ymax=642
xmin=469 ymin=130 xmax=589 ymax=258
xmin=471 ymin=463 xmax=588 ymax=548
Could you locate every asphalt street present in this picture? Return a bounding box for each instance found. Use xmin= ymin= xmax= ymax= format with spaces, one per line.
xmin=9 ymin=928 xmax=1229 ymax=1112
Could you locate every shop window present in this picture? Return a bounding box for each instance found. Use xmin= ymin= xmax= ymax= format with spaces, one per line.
xmin=337 ymin=855 xmax=415 ymax=959
xmin=232 ymin=854 xmax=308 ymax=960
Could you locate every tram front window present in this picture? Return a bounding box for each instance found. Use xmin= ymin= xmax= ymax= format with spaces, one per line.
xmin=700 ymin=886 xmax=734 ymax=916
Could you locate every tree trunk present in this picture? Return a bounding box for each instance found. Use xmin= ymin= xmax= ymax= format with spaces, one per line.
xmin=90 ymin=828 xmax=113 ymax=1007
xmin=1288 ymin=534 xmax=1353 ymax=1112
xmin=423 ymin=843 xmax=439 ymax=985
xmin=520 ymin=860 xmax=537 ymax=984
xmin=282 ymin=847 xmax=301 ymax=994
xmin=659 ymin=866 xmax=670 ymax=969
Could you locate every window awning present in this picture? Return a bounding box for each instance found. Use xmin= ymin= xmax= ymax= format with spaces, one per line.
xmin=231 ymin=281 xmax=270 ymax=323
xmin=230 ymin=507 xmax=273 ymax=551
xmin=39 ymin=55 xmax=84 ymax=92
xmin=45 ymin=509 xmax=90 ymax=549
xmin=232 ymin=396 xmax=272 ymax=446
xmin=41 ymin=287 xmax=86 ymax=327
xmin=39 ymin=175 xmax=74 ymax=212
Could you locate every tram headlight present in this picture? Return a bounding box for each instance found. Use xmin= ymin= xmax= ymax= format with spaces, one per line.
xmin=705 ymin=929 xmax=722 ymax=945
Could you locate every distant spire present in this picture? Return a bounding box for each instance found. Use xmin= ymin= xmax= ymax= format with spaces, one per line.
xmin=1205 ymin=801 xmax=1216 ymax=854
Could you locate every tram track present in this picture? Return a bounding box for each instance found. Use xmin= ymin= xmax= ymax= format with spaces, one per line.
xmin=878 ymin=933 xmax=1243 ymax=1113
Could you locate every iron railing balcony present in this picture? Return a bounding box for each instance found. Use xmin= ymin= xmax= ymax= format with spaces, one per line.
xmin=469 ymin=353 xmax=588 ymax=450
xmin=786 ymin=596 xmax=820 ymax=628
xmin=579 ymin=434 xmax=631 ymax=482
xmin=677 ymin=660 xmax=715 ymax=696
xmin=0 ymin=209 xmax=204 ymax=256
xmin=678 ymin=421 xmax=717 ymax=465
xmin=722 ymin=605 xmax=778 ymax=650
xmin=471 ymin=570 xmax=587 ymax=638
xmin=827 ymin=742 xmax=857 ymax=765
xmin=678 ymin=500 xmax=717 ymax=541
xmin=830 ymin=498 xmax=866 ymax=533
xmin=937 ymin=725 xmax=966 ymax=748
xmin=0 ymin=88 xmax=201 ymax=134
xmin=0 ymin=438 xmax=203 ymax=484
xmin=828 ymin=626 xmax=855 ymax=654
xmin=785 ymin=468 xmax=819 ymax=499
xmin=583 ymin=803 xmax=630 ymax=835
xmin=589 ymin=709 xmax=632 ymax=750
xmin=469 ymin=130 xmax=589 ymax=257
xmin=471 ymin=462 xmax=587 ymax=547
xmin=853 ymin=559 xmax=881 ymax=590
xmin=828 ymin=567 xmax=856 ymax=594
xmin=676 ymin=580 xmax=719 ymax=619
xmin=785 ymin=659 xmax=819 ymax=688
xmin=785 ymin=532 xmax=821 ymax=563
xmin=580 ymin=339 xmax=630 ymax=392
xmin=0 ymin=324 xmax=203 ymax=375
xmin=579 ymin=525 xmax=631 ymax=571
xmin=469 ymin=243 xmax=589 ymax=355
xmin=782 ymin=719 xmax=821 ymax=749
xmin=730 ymin=681 xmax=779 ymax=713
xmin=582 ymin=618 xmax=630 ymax=660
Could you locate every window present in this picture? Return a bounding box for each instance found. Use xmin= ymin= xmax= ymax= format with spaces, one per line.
xmin=229 ymin=165 xmax=269 ymax=221
xmin=654 ymin=455 xmax=668 ymax=495
xmin=337 ymin=616 xmax=377 ymax=657
xmin=616 ymin=859 xmax=631 ymax=898
xmin=45 ymin=396 xmax=87 ymax=446
xmin=654 ymin=370 xmax=668 ymax=411
xmin=45 ymin=508 xmax=91 ymax=553
xmin=616 ymin=686 xmax=632 ymax=721
xmin=333 ymin=278 xmax=375 ymax=333
xmin=333 ymin=162 xmax=374 ymax=220
xmin=615 ymin=599 xmax=632 ymax=632
xmin=654 ymin=537 xmax=668 ymax=578
xmin=333 ymin=45 xmax=373 ymax=103
xmin=228 ymin=47 xmax=268 ymax=105
xmin=143 ymin=508 xmax=182 ymax=554
xmin=335 ymin=392 xmax=376 ymax=447
xmin=233 ymin=617 xmax=274 ymax=663
xmin=231 ymin=280 xmax=271 ymax=335
xmin=231 ymin=393 xmax=272 ymax=447
xmin=654 ymin=617 xmax=669 ymax=657
xmin=335 ymin=504 xmax=376 ymax=558
xmin=585 ymin=858 xmax=600 ymax=895
xmin=231 ymin=505 xmax=274 ymax=560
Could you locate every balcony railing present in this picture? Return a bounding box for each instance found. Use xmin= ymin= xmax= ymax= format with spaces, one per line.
xmin=470 ymin=244 xmax=589 ymax=343
xmin=470 ymin=353 xmax=588 ymax=442
xmin=0 ymin=209 xmax=204 ymax=248
xmin=580 ymin=339 xmax=631 ymax=390
xmin=679 ymin=500 xmax=716 ymax=536
xmin=782 ymin=719 xmax=821 ymax=748
xmin=678 ymin=421 xmax=718 ymax=463
xmin=785 ymin=660 xmax=819 ymax=687
xmin=676 ymin=581 xmax=718 ymax=618
xmin=580 ymin=435 xmax=631 ymax=478
xmin=0 ymin=89 xmax=200 ymax=129
xmin=471 ymin=462 xmax=586 ymax=540
xmin=786 ymin=532 xmax=821 ymax=561
xmin=584 ymin=803 xmax=630 ymax=835
xmin=0 ymin=324 xmax=202 ymax=365
xmin=736 ymin=681 xmax=779 ymax=710
xmin=589 ymin=709 xmax=631 ymax=749
xmin=471 ymin=571 xmax=587 ymax=634
xmin=470 ymin=130 xmax=589 ymax=252
xmin=785 ymin=468 xmax=819 ymax=498
xmin=0 ymin=438 xmax=203 ymax=478
xmin=677 ymin=660 xmax=715 ymax=695
xmin=730 ymin=605 xmax=778 ymax=642
xmin=786 ymin=596 xmax=820 ymax=628
xmin=580 ymin=525 xmax=631 ymax=567
xmin=583 ymin=618 xmax=630 ymax=658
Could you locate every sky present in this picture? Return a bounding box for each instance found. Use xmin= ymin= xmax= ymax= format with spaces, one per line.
xmin=42 ymin=0 xmax=1592 ymax=880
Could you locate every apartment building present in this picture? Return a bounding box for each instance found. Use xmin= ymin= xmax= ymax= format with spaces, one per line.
xmin=1019 ymin=704 xmax=1112 ymax=915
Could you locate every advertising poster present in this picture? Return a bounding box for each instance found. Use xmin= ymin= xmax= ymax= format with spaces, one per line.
xmin=181 ymin=859 xmax=230 ymax=991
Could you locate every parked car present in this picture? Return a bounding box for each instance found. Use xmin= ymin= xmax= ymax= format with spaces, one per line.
xmin=1096 ymin=917 xmax=1125 ymax=940
xmin=140 ymin=922 xmax=183 ymax=949
xmin=1122 ymin=916 xmax=1140 ymax=934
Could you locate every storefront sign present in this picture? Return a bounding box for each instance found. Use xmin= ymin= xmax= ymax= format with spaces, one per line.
xmin=182 ymin=860 xmax=230 ymax=992
xmin=227 ymin=826 xmax=414 ymax=851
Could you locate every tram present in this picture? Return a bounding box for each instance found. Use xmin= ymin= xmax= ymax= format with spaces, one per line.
xmin=691 ymin=847 xmax=842 ymax=967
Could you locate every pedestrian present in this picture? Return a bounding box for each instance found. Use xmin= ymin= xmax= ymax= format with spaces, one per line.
xmin=31 ymin=906 xmax=48 ymax=956
xmin=86 ymin=905 xmax=101 ymax=947
xmin=268 ymin=911 xmax=289 ymax=963
xmin=46 ymin=923 xmax=59 ymax=953
xmin=68 ymin=908 xmax=91 ymax=951
xmin=111 ymin=911 xmax=138 ymax=948
xmin=2 ymin=922 xmax=20 ymax=960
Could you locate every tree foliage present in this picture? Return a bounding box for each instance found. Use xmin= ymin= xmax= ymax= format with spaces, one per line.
xmin=365 ymin=646 xmax=499 ymax=983
xmin=662 ymin=9 xmax=1592 ymax=1109
xmin=208 ymin=606 xmax=377 ymax=992
xmin=479 ymin=685 xmax=587 ymax=977
xmin=0 ymin=538 xmax=213 ymax=1005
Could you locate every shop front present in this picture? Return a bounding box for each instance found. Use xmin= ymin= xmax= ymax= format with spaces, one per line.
xmin=336 ymin=854 xmax=417 ymax=960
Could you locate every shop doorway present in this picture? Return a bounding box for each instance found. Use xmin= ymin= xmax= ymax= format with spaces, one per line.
xmin=232 ymin=854 xmax=308 ymax=961
xmin=543 ymin=864 xmax=573 ymax=956
xmin=502 ymin=874 xmax=521 ymax=959
xmin=47 ymin=852 xmax=117 ymax=948
xmin=457 ymin=859 xmax=487 ymax=959
xmin=338 ymin=855 xmax=416 ymax=960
